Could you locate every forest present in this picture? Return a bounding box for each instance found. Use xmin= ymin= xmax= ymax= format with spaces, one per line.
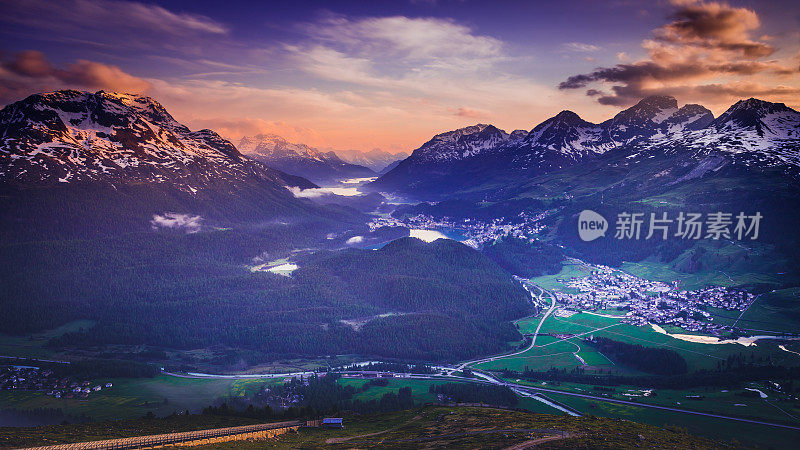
xmin=2 ymin=233 xmax=531 ymax=362
xmin=482 ymin=237 xmax=563 ymax=277
xmin=584 ymin=337 xmax=688 ymax=375
xmin=428 ymin=383 xmax=518 ymax=407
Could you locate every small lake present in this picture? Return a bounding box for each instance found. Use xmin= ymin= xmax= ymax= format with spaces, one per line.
xmin=360 ymin=227 xmax=468 ymax=250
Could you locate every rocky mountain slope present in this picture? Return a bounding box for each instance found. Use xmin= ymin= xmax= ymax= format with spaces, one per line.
xmin=0 ymin=90 xmax=311 ymax=190
xmin=369 ymin=96 xmax=797 ymax=199
xmin=0 ymin=90 xmax=358 ymax=240
xmin=238 ymin=134 xmax=375 ymax=185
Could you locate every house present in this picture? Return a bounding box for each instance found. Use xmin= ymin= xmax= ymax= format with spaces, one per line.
xmin=322 ymin=418 xmax=344 ymax=428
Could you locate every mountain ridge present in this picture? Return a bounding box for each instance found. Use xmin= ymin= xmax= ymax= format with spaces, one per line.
xmin=369 ymin=95 xmax=799 ymax=199
xmin=238 ymin=133 xmax=375 ymax=185
xmin=0 ymin=90 xmax=360 ymax=240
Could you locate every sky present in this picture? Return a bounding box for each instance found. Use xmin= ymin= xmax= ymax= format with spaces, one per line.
xmin=0 ymin=0 xmax=798 ymax=153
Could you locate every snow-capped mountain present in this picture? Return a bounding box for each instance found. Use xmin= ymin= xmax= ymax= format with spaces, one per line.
xmin=0 ymin=90 xmax=356 ymax=240
xmin=508 ymin=110 xmax=612 ymax=170
xmin=629 ymin=98 xmax=800 ymax=169
xmin=334 ymin=148 xmax=409 ymax=172
xmin=370 ymin=96 xmax=800 ymax=199
xmin=238 ymin=134 xmax=375 ymax=185
xmin=367 ymin=124 xmax=523 ymax=197
xmin=0 ymin=90 xmax=306 ymax=190
xmin=410 ymin=124 xmax=514 ymax=163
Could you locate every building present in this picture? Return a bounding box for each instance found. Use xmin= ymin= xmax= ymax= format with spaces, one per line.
xmin=322 ymin=418 xmax=344 ymax=428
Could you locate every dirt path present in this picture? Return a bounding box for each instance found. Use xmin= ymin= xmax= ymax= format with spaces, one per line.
xmin=325 ymin=415 xmax=422 ymax=444
xmin=503 ymin=432 xmax=577 ymax=449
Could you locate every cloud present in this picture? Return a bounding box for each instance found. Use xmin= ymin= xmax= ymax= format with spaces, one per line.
xmin=303 ymin=15 xmax=504 ymax=64
xmin=287 ymin=15 xmax=512 ymax=88
xmin=0 ymin=0 xmax=227 ymax=46
xmin=451 ymin=107 xmax=486 ymax=119
xmin=564 ymin=42 xmax=601 ymax=52
xmin=287 ymin=186 xmax=362 ymax=198
xmin=559 ymin=0 xmax=799 ymax=108
xmin=346 ymin=236 xmax=364 ymax=245
xmin=3 ymin=50 xmax=53 ymax=77
xmin=264 ymin=15 xmax=562 ymax=146
xmin=0 ymin=51 xmax=151 ymax=102
xmin=655 ymin=0 xmax=773 ymax=58
xmin=90 ymin=14 xmax=560 ymax=153
xmin=56 ymin=60 xmax=152 ymax=93
xmin=150 ymin=213 xmax=203 ymax=233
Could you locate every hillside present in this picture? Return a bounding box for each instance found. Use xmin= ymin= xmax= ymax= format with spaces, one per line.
xmin=5 ymin=237 xmax=531 ymax=361
xmin=0 ymin=406 xmax=729 ymax=449
xmin=369 ymin=96 xmax=799 ymax=200
xmin=0 ymin=90 xmax=358 ymax=241
xmin=377 ymin=96 xmax=800 ymax=275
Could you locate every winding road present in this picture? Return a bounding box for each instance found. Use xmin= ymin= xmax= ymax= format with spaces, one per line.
xmin=453 ymin=283 xmax=556 ymax=372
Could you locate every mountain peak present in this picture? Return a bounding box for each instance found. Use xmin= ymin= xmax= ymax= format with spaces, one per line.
xmin=635 ymin=95 xmax=679 ymax=110
xmin=0 ymin=89 xmax=277 ymax=187
xmin=727 ymin=98 xmax=792 ymax=115
xmin=409 ymin=123 xmax=510 ymax=163
xmin=711 ymin=98 xmax=799 ymax=137
xmin=552 ymin=110 xmax=585 ymax=124
xmin=432 ymin=123 xmax=495 ymax=139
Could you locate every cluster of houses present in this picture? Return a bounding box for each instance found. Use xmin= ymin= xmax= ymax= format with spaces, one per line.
xmin=369 ymin=210 xmax=554 ymax=247
xmin=556 ymin=265 xmax=754 ymax=334
xmin=0 ymin=366 xmax=112 ymax=400
xmin=256 ymin=383 xmax=304 ymax=408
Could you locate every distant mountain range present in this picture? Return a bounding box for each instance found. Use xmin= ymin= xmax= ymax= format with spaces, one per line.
xmin=370 ymin=96 xmax=799 ymax=199
xmin=0 ymin=90 xmax=360 ymax=240
xmin=375 ymin=95 xmax=800 ymax=273
xmin=238 ymin=134 xmax=376 ymax=185
xmin=333 ymin=148 xmax=409 ymax=173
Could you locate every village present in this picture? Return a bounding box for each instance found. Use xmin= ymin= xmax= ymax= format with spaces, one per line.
xmin=368 ymin=210 xmax=553 ymax=247
xmin=370 ymin=212 xmax=757 ymax=336
xmin=554 ymin=265 xmax=755 ymax=334
xmin=0 ymin=365 xmax=112 ymax=399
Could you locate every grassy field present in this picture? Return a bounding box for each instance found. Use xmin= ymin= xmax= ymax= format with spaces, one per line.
xmin=0 ymin=413 xmax=263 ymax=448
xmin=191 ymin=405 xmax=727 ymax=449
xmin=475 ymin=314 xmax=620 ymax=372
xmin=0 ymin=320 xmax=94 ymax=359
xmin=477 ymin=311 xmax=800 ymax=374
xmin=337 ymin=378 xmax=562 ymax=416
xmin=528 ymin=262 xmax=594 ymax=293
xmin=710 ymin=288 xmax=800 ymax=335
xmin=1 ymin=406 xmax=729 ymax=449
xmin=338 ymin=378 xmax=441 ymax=403
xmin=506 ymin=376 xmax=800 ymax=425
xmin=544 ymin=391 xmax=799 ymax=449
xmin=0 ymin=375 xmax=282 ymax=421
xmin=621 ymin=241 xmax=786 ymax=291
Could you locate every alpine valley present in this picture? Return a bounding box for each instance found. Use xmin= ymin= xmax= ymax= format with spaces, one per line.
xmin=3 ymin=90 xmax=800 ymax=448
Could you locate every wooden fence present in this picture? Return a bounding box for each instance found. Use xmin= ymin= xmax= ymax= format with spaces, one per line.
xmin=19 ymin=420 xmax=316 ymax=450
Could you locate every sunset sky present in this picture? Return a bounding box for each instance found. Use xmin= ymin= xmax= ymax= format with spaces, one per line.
xmin=1 ymin=0 xmax=798 ymax=153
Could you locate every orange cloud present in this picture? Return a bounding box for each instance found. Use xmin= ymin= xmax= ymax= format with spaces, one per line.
xmin=0 ymin=50 xmax=151 ymax=100
xmin=56 ymin=60 xmax=152 ymax=93
xmin=451 ymin=107 xmax=487 ymax=119
xmin=559 ymin=0 xmax=799 ymax=109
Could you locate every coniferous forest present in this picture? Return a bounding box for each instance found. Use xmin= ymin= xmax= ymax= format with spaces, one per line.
xmin=1 ymin=233 xmax=532 ymax=362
